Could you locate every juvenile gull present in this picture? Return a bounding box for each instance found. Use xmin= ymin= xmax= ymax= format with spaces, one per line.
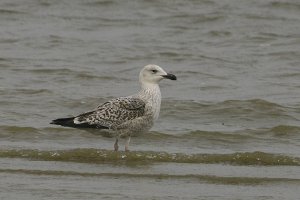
xmin=50 ymin=64 xmax=176 ymax=151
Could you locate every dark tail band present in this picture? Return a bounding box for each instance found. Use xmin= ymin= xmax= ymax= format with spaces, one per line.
xmin=50 ymin=117 xmax=108 ymax=129
xmin=50 ymin=117 xmax=76 ymax=127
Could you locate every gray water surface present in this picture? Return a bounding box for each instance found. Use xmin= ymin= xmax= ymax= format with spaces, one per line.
xmin=1 ymin=0 xmax=300 ymax=199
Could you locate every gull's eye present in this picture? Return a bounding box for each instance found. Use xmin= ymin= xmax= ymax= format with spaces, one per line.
xmin=151 ymin=69 xmax=158 ymax=73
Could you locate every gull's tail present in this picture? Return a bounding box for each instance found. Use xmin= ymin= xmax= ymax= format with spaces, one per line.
xmin=50 ymin=117 xmax=77 ymax=127
xmin=50 ymin=117 xmax=108 ymax=129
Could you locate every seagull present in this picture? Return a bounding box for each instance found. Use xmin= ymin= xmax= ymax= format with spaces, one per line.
xmin=50 ymin=64 xmax=177 ymax=151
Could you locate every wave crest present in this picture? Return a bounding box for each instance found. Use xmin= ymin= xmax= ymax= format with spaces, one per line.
xmin=0 ymin=149 xmax=299 ymax=166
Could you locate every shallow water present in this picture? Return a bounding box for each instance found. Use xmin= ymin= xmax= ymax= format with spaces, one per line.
xmin=1 ymin=0 xmax=300 ymax=199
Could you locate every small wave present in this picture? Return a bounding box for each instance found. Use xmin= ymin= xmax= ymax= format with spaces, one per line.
xmin=0 ymin=149 xmax=299 ymax=166
xmin=163 ymin=98 xmax=285 ymax=112
xmin=1 ymin=168 xmax=299 ymax=185
xmin=207 ymin=30 xmax=232 ymax=37
xmin=7 ymin=88 xmax=52 ymax=95
xmin=0 ymin=126 xmax=77 ymax=138
xmin=150 ymin=126 xmax=300 ymax=142
xmin=0 ymin=126 xmax=40 ymax=136
xmin=156 ymin=13 xmax=223 ymax=25
xmin=161 ymin=98 xmax=288 ymax=122
xmin=269 ymin=2 xmax=300 ymax=11
xmin=82 ymin=0 xmax=116 ymax=6
xmin=180 ymin=130 xmax=253 ymax=141
xmin=0 ymin=9 xmax=25 ymax=15
xmin=0 ymin=38 xmax=19 ymax=44
xmin=221 ymin=99 xmax=284 ymax=110
xmin=269 ymin=125 xmax=300 ymax=137
xmin=144 ymin=130 xmax=254 ymax=142
xmin=20 ymin=68 xmax=129 ymax=82
xmin=272 ymin=72 xmax=300 ymax=79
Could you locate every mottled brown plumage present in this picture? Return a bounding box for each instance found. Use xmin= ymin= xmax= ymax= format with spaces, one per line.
xmin=51 ymin=65 xmax=176 ymax=151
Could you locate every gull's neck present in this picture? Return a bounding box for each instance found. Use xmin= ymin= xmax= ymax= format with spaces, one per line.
xmin=137 ymin=82 xmax=161 ymax=120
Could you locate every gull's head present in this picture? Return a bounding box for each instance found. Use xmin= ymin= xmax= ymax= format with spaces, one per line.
xmin=139 ymin=64 xmax=177 ymax=85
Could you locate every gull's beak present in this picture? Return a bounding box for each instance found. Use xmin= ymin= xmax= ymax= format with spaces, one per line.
xmin=162 ymin=73 xmax=177 ymax=80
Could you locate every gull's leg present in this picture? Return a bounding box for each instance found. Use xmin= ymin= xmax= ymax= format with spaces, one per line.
xmin=114 ymin=137 xmax=119 ymax=151
xmin=125 ymin=136 xmax=131 ymax=152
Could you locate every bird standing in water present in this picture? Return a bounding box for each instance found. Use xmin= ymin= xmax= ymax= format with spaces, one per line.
xmin=51 ymin=64 xmax=177 ymax=151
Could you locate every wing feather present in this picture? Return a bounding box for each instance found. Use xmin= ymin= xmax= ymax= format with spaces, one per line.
xmin=74 ymin=97 xmax=145 ymax=129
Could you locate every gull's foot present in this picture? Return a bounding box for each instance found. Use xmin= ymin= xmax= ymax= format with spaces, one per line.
xmin=114 ymin=144 xmax=119 ymax=151
xmin=114 ymin=138 xmax=119 ymax=151
xmin=125 ymin=136 xmax=131 ymax=152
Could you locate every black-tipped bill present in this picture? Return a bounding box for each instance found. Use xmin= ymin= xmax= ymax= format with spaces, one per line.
xmin=162 ymin=73 xmax=177 ymax=80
